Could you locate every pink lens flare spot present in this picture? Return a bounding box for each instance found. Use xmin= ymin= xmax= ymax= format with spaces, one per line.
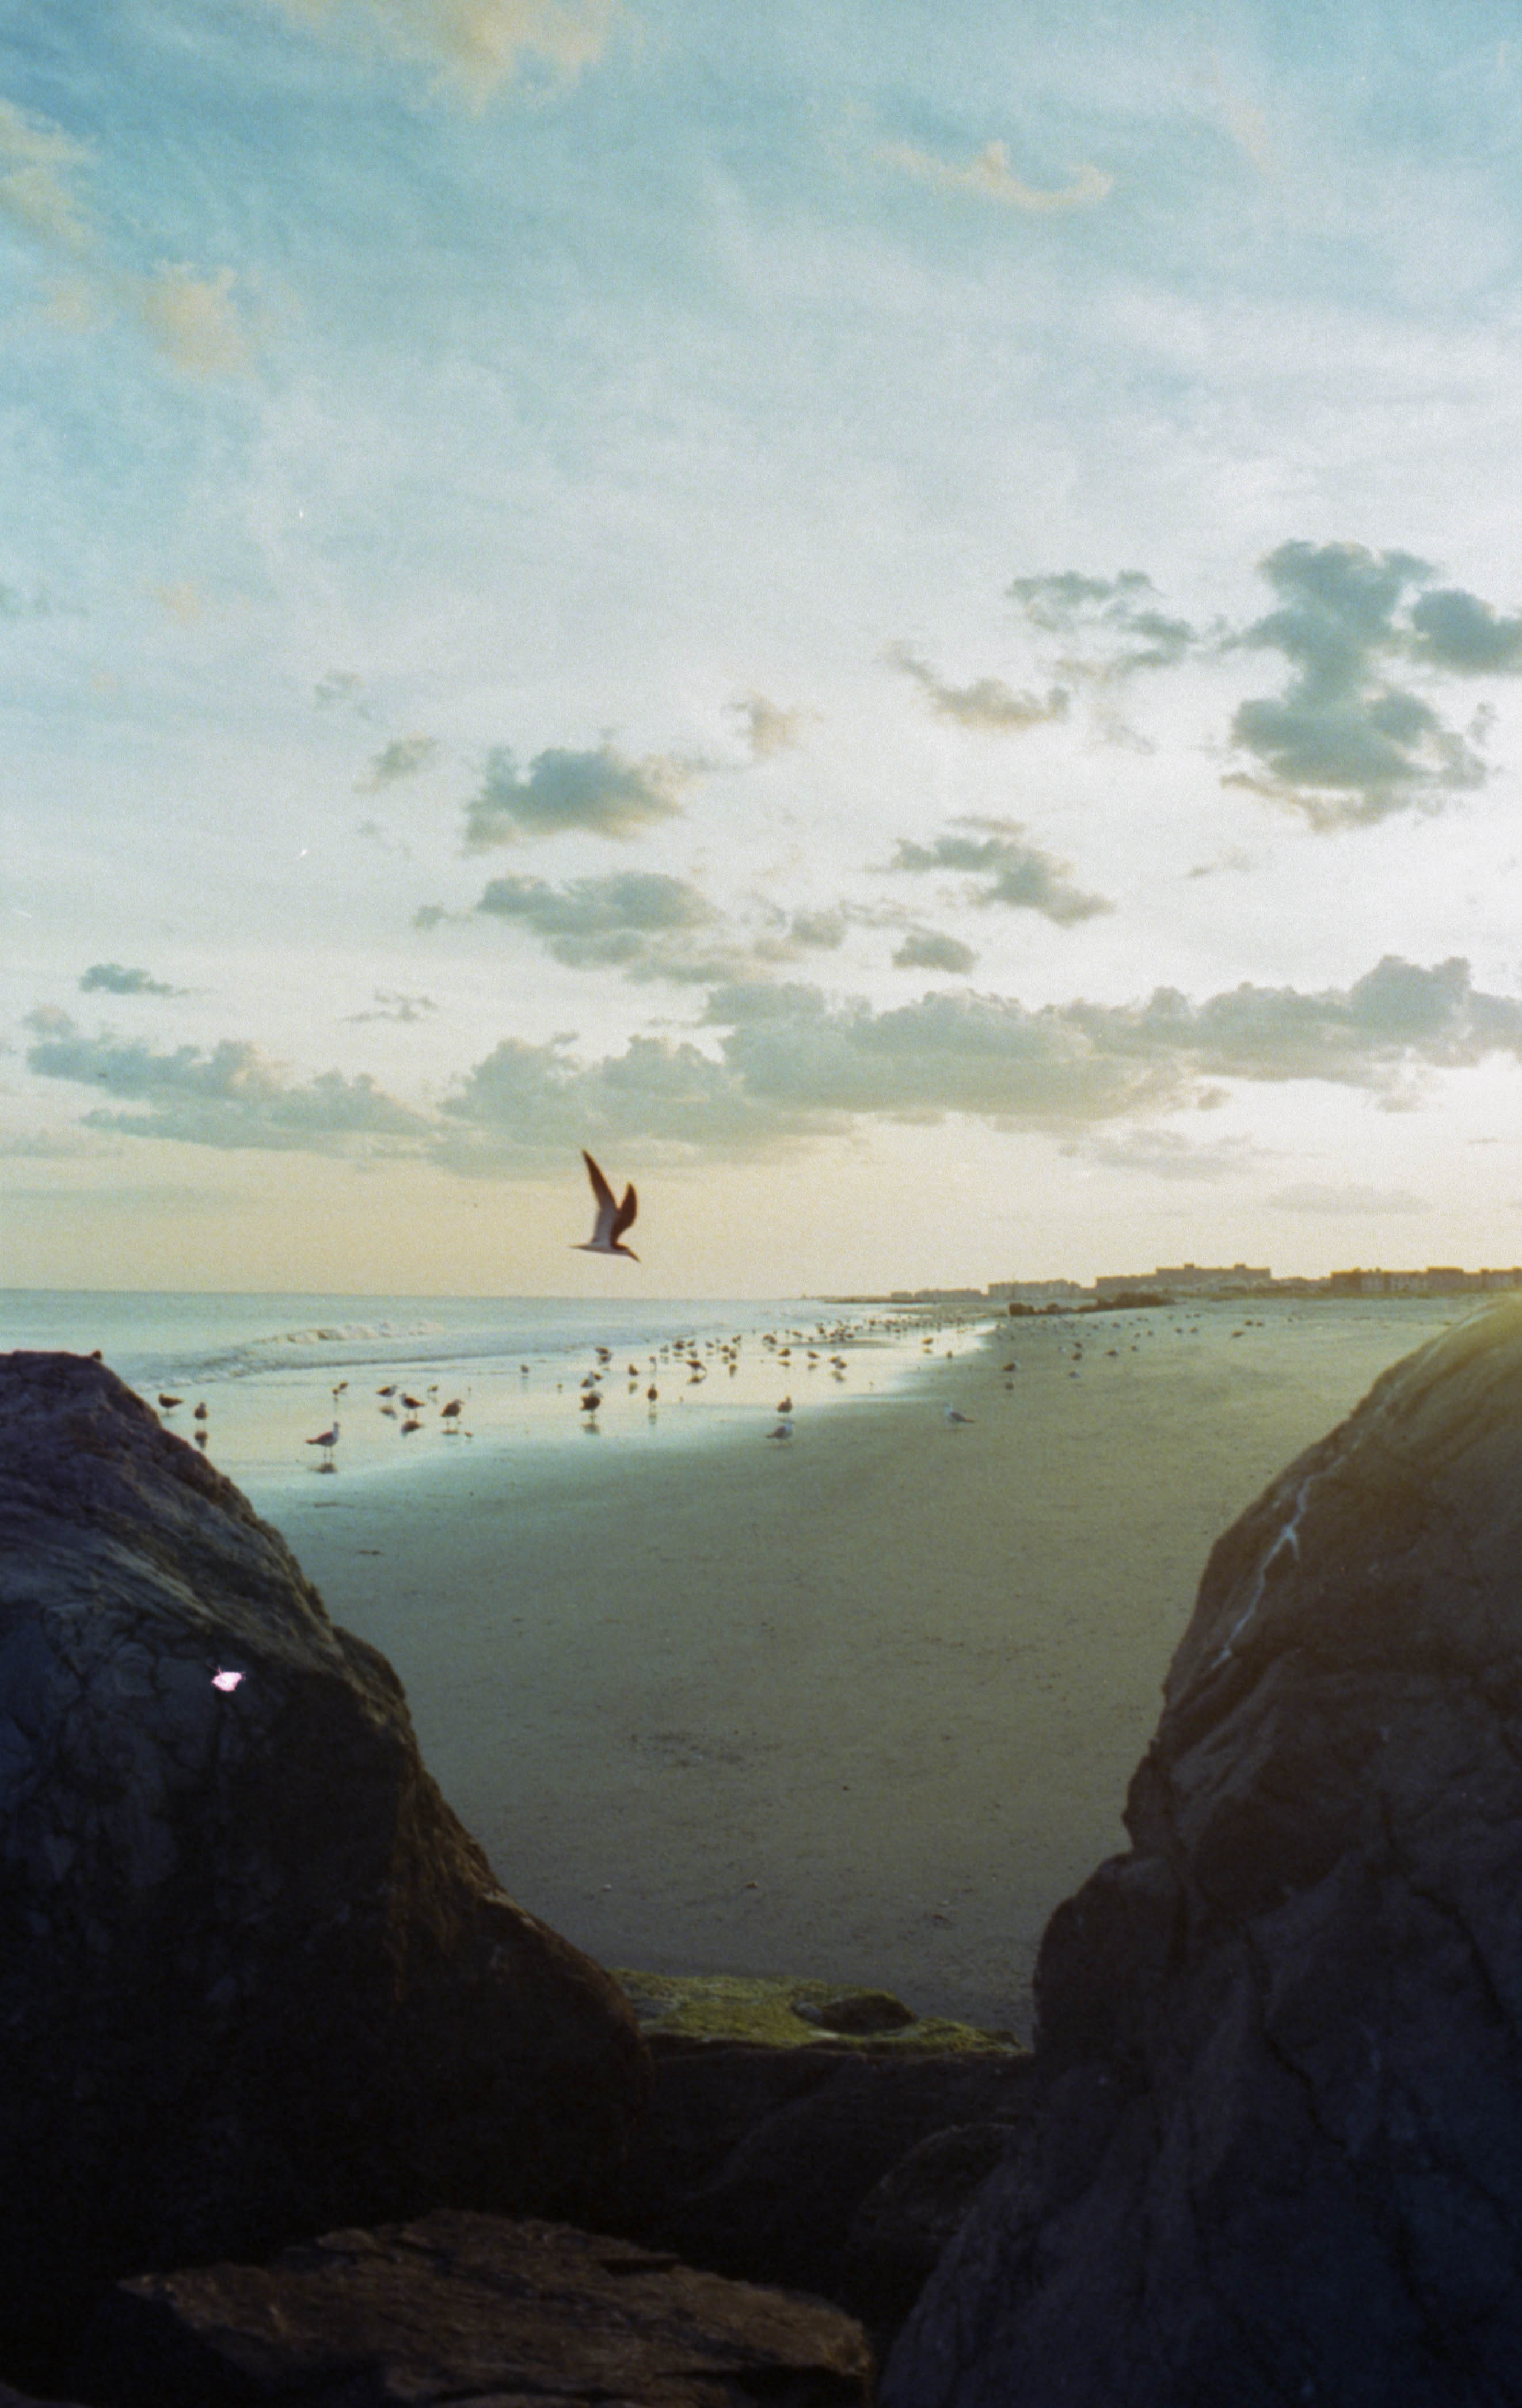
xmin=211 ymin=1668 xmax=245 ymax=1692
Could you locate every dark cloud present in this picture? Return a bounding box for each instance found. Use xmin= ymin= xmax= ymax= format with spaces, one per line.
xmin=1006 ymin=570 xmax=1196 ymax=669
xmin=890 ymin=817 xmax=1112 ymax=925
xmin=357 ymin=735 xmax=437 ymax=790
xmin=464 ymin=745 xmax=691 ymax=845
xmin=473 ymin=876 xmax=848 ymax=984
xmin=474 ymin=870 xmax=726 ymax=980
xmin=752 ymin=907 xmax=848 ymax=962
xmin=1224 ymin=542 xmax=1513 ymax=825
xmin=1117 ymin=610 xmax=1197 ymax=670
xmin=1408 ymin=588 xmax=1522 ymax=675
xmin=885 ymin=642 xmax=1068 ymax=731
xmin=24 ymin=1024 xmax=431 ymax=1154
xmin=344 ymin=991 xmax=440 ymax=1023
xmin=79 ymin=963 xmax=181 ymax=996
xmin=1007 ymin=570 xmax=1154 ymax=625
xmin=1006 ymin=543 xmax=1522 ymax=822
xmin=892 ymin=929 xmax=977 ymax=973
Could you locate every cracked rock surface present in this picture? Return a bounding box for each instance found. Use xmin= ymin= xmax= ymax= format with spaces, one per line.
xmin=79 ymin=2208 xmax=871 ymax=2406
xmin=883 ymin=1296 xmax=1522 ymax=2407
xmin=0 ymin=1353 xmax=648 ymax=2344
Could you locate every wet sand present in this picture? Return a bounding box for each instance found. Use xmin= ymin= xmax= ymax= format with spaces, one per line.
xmin=258 ymin=1295 xmax=1479 ymax=2037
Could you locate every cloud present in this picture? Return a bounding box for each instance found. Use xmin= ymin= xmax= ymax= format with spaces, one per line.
xmin=1007 ymin=570 xmax=1197 ymax=672
xmin=474 ymin=870 xmax=728 ymax=979
xmin=471 ymin=873 xmax=846 ymax=984
xmin=29 ymin=957 xmax=1522 ymax=1173
xmin=1062 ymin=1128 xmax=1265 ymax=1181
xmin=465 ymin=744 xmax=691 ymax=844
xmin=268 ymin=0 xmax=621 ymax=101
xmin=892 ymin=929 xmax=977 ymax=974
xmin=1408 ymin=588 xmax=1522 ymax=675
xmin=1008 ymin=570 xmax=1154 ymax=627
xmin=880 ymin=138 xmax=1112 ymax=212
xmin=698 ymin=956 xmax=1522 ymax=1132
xmin=730 ymin=693 xmax=809 ymax=758
xmin=438 ymin=1029 xmax=799 ymax=1168
xmin=1185 ymin=849 xmax=1255 ymax=880
xmin=1225 ymin=541 xmax=1496 ymax=826
xmin=357 ymin=734 xmax=439 ymax=789
xmin=0 ymin=102 xmax=257 ymax=378
xmin=344 ymin=990 xmax=440 ymax=1022
xmin=0 ymin=1129 xmax=117 ymax=1160
xmin=755 ymin=907 xmax=847 ymax=958
xmin=1005 ymin=543 xmax=1522 ymax=819
xmin=79 ymin=963 xmax=182 ymax=997
xmin=25 ymin=1022 xmax=432 ymax=1155
xmin=886 ymin=644 xmax=1068 ymax=731
xmin=131 ymin=263 xmax=254 ymax=377
xmin=890 ymin=817 xmax=1112 ymax=925
xmin=0 ymin=97 xmax=92 ymax=251
xmin=1267 ymin=1182 xmax=1429 ymax=1215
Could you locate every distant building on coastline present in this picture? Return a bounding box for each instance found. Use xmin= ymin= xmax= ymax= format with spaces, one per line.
xmin=1327 ymin=1266 xmax=1522 ymax=1296
xmin=869 ymin=1262 xmax=1522 ymax=1310
xmin=1093 ymin=1261 xmax=1270 ymax=1300
xmin=985 ymin=1279 xmax=1087 ymax=1304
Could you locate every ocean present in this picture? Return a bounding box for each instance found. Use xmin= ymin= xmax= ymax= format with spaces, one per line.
xmin=0 ymin=1289 xmax=993 ymax=1505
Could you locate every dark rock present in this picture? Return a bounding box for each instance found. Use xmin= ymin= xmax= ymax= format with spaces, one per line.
xmin=842 ymin=2122 xmax=1018 ymax=2337
xmin=0 ymin=1353 xmax=647 ymax=2353
xmin=884 ymin=1297 xmax=1522 ymax=2405
xmin=78 ymin=2208 xmax=871 ymax=2406
xmin=612 ymin=2032 xmax=1034 ymax=2314
xmin=790 ymin=1988 xmax=918 ymax=2034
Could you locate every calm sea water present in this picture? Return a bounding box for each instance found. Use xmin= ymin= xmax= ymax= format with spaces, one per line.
xmin=1 ymin=1289 xmax=992 ymax=1501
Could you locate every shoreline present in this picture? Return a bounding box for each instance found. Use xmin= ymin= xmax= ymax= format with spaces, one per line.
xmin=257 ymin=1295 xmax=1479 ymax=2037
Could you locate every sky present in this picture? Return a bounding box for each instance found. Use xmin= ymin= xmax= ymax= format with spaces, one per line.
xmin=5 ymin=0 xmax=1522 ymax=1295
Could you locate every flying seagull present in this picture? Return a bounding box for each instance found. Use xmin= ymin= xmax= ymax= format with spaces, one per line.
xmin=576 ymin=1150 xmax=639 ymax=1260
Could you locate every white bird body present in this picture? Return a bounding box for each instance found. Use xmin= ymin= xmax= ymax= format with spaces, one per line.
xmin=576 ymin=1150 xmax=639 ymax=1258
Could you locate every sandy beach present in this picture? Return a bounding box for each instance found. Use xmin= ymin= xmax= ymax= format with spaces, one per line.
xmin=255 ymin=1295 xmax=1479 ymax=2037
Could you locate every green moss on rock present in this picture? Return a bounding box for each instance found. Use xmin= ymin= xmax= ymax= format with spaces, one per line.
xmin=611 ymin=1969 xmax=1023 ymax=2053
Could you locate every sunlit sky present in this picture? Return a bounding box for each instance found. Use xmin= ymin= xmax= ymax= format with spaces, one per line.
xmin=6 ymin=0 xmax=1522 ymax=1295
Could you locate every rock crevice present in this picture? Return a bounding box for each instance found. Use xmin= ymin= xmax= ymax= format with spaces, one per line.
xmin=885 ymin=1298 xmax=1522 ymax=2406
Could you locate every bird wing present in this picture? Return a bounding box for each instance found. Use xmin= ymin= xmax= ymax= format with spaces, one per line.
xmin=612 ymin=1181 xmax=638 ymax=1241
xmin=583 ymin=1150 xmax=619 ymax=1245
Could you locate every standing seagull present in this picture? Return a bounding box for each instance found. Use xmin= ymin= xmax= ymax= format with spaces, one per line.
xmin=575 ymin=1151 xmax=640 ymax=1261
xmin=307 ymin=1417 xmax=340 ymax=1470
